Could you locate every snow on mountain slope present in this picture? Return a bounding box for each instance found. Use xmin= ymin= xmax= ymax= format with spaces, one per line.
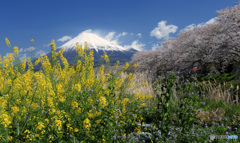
xmin=59 ymin=30 xmax=130 ymax=52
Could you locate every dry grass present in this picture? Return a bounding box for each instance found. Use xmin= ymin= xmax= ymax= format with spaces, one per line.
xmin=197 ymin=80 xmax=239 ymax=105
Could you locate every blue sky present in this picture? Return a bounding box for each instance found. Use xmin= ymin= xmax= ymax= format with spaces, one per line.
xmin=0 ymin=0 xmax=237 ymax=61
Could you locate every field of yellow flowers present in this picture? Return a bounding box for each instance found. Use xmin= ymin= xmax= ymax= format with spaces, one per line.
xmin=0 ymin=39 xmax=153 ymax=142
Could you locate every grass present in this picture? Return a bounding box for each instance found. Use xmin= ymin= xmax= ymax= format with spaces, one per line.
xmin=0 ymin=38 xmax=239 ymax=143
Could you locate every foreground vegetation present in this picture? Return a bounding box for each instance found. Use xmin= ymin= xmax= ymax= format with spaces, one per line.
xmin=0 ymin=39 xmax=239 ymax=143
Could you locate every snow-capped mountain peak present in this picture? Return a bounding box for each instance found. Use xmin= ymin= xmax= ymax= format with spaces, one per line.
xmin=59 ymin=31 xmax=127 ymax=52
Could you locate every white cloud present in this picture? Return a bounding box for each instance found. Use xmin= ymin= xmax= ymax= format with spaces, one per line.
xmin=24 ymin=47 xmax=36 ymax=52
xmin=105 ymin=32 xmax=116 ymax=41
xmin=205 ymin=17 xmax=218 ymax=25
xmin=35 ymin=50 xmax=47 ymax=57
xmin=111 ymin=40 xmax=119 ymax=45
xmin=103 ymin=31 xmax=128 ymax=45
xmin=83 ymin=29 xmax=93 ymax=33
xmin=116 ymin=32 xmax=127 ymax=39
xmin=136 ymin=33 xmax=142 ymax=38
xmin=183 ymin=24 xmax=196 ymax=31
xmin=19 ymin=48 xmax=23 ymax=53
xmin=123 ymin=40 xmax=145 ymax=51
xmin=43 ymin=43 xmax=51 ymax=47
xmin=57 ymin=36 xmax=72 ymax=42
xmin=19 ymin=54 xmax=27 ymax=61
xmin=152 ymin=44 xmax=160 ymax=50
xmin=182 ymin=17 xmax=218 ymax=32
xmin=150 ymin=21 xmax=178 ymax=39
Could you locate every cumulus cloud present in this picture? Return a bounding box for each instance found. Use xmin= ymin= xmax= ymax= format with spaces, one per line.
xmin=136 ymin=33 xmax=142 ymax=38
xmin=24 ymin=47 xmax=36 ymax=52
xmin=152 ymin=44 xmax=160 ymax=50
xmin=43 ymin=43 xmax=51 ymax=48
xmin=57 ymin=36 xmax=72 ymax=42
xmin=19 ymin=48 xmax=23 ymax=53
xmin=35 ymin=50 xmax=47 ymax=56
xmin=206 ymin=17 xmax=218 ymax=25
xmin=150 ymin=21 xmax=178 ymax=39
xmin=19 ymin=54 xmax=27 ymax=61
xmin=83 ymin=29 xmax=93 ymax=33
xmin=103 ymin=31 xmax=128 ymax=45
xmin=116 ymin=32 xmax=127 ymax=39
xmin=182 ymin=17 xmax=218 ymax=32
xmin=123 ymin=40 xmax=145 ymax=51
xmin=105 ymin=32 xmax=116 ymax=41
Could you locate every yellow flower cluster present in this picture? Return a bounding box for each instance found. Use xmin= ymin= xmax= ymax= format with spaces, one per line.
xmin=11 ymin=106 xmax=19 ymax=116
xmin=101 ymin=52 xmax=110 ymax=63
xmin=13 ymin=46 xmax=19 ymax=55
xmin=83 ymin=118 xmax=91 ymax=131
xmin=0 ymin=39 xmax=151 ymax=142
xmin=0 ymin=113 xmax=11 ymax=127
xmin=99 ymin=96 xmax=107 ymax=107
xmin=71 ymin=101 xmax=78 ymax=108
xmin=133 ymin=63 xmax=138 ymax=68
xmin=5 ymin=38 xmax=10 ymax=46
xmin=123 ymin=62 xmax=129 ymax=70
xmin=36 ymin=122 xmax=45 ymax=130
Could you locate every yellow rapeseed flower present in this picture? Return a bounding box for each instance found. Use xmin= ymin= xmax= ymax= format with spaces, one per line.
xmin=59 ymin=96 xmax=66 ymax=102
xmin=44 ymin=118 xmax=49 ymax=125
xmin=99 ymin=96 xmax=107 ymax=107
xmin=95 ymin=119 xmax=101 ymax=124
xmin=74 ymin=84 xmax=81 ymax=92
xmin=127 ymin=73 xmax=134 ymax=81
xmin=134 ymin=92 xmax=141 ymax=100
xmin=55 ymin=119 xmax=62 ymax=131
xmin=123 ymin=62 xmax=129 ymax=70
xmin=153 ymin=125 xmax=156 ymax=129
xmin=5 ymin=38 xmax=10 ymax=47
xmin=135 ymin=126 xmax=141 ymax=136
xmin=13 ymin=46 xmax=18 ymax=55
xmin=24 ymin=130 xmax=30 ymax=134
xmin=140 ymin=103 xmax=146 ymax=107
xmin=49 ymin=135 xmax=54 ymax=140
xmin=133 ymin=63 xmax=138 ymax=68
xmin=72 ymin=101 xmax=78 ymax=108
xmin=83 ymin=118 xmax=91 ymax=131
xmin=141 ymin=81 xmax=147 ymax=86
xmin=76 ymin=42 xmax=84 ymax=57
xmin=84 ymin=41 xmax=89 ymax=51
xmin=101 ymin=52 xmax=109 ymax=63
xmin=37 ymin=122 xmax=45 ymax=130
xmin=11 ymin=106 xmax=19 ymax=115
xmin=146 ymin=94 xmax=153 ymax=100
xmin=74 ymin=128 xmax=79 ymax=132
xmin=8 ymin=136 xmax=13 ymax=141
xmin=122 ymin=98 xmax=129 ymax=106
xmin=128 ymin=82 xmax=134 ymax=88
xmin=0 ymin=113 xmax=11 ymax=127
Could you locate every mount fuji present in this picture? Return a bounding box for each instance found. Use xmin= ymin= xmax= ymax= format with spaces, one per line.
xmin=26 ymin=31 xmax=140 ymax=72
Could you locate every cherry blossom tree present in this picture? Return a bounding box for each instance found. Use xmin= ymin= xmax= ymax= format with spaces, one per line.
xmin=128 ymin=2 xmax=240 ymax=80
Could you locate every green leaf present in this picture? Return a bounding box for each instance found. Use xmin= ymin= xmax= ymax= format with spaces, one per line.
xmin=16 ymin=123 xmax=20 ymax=136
